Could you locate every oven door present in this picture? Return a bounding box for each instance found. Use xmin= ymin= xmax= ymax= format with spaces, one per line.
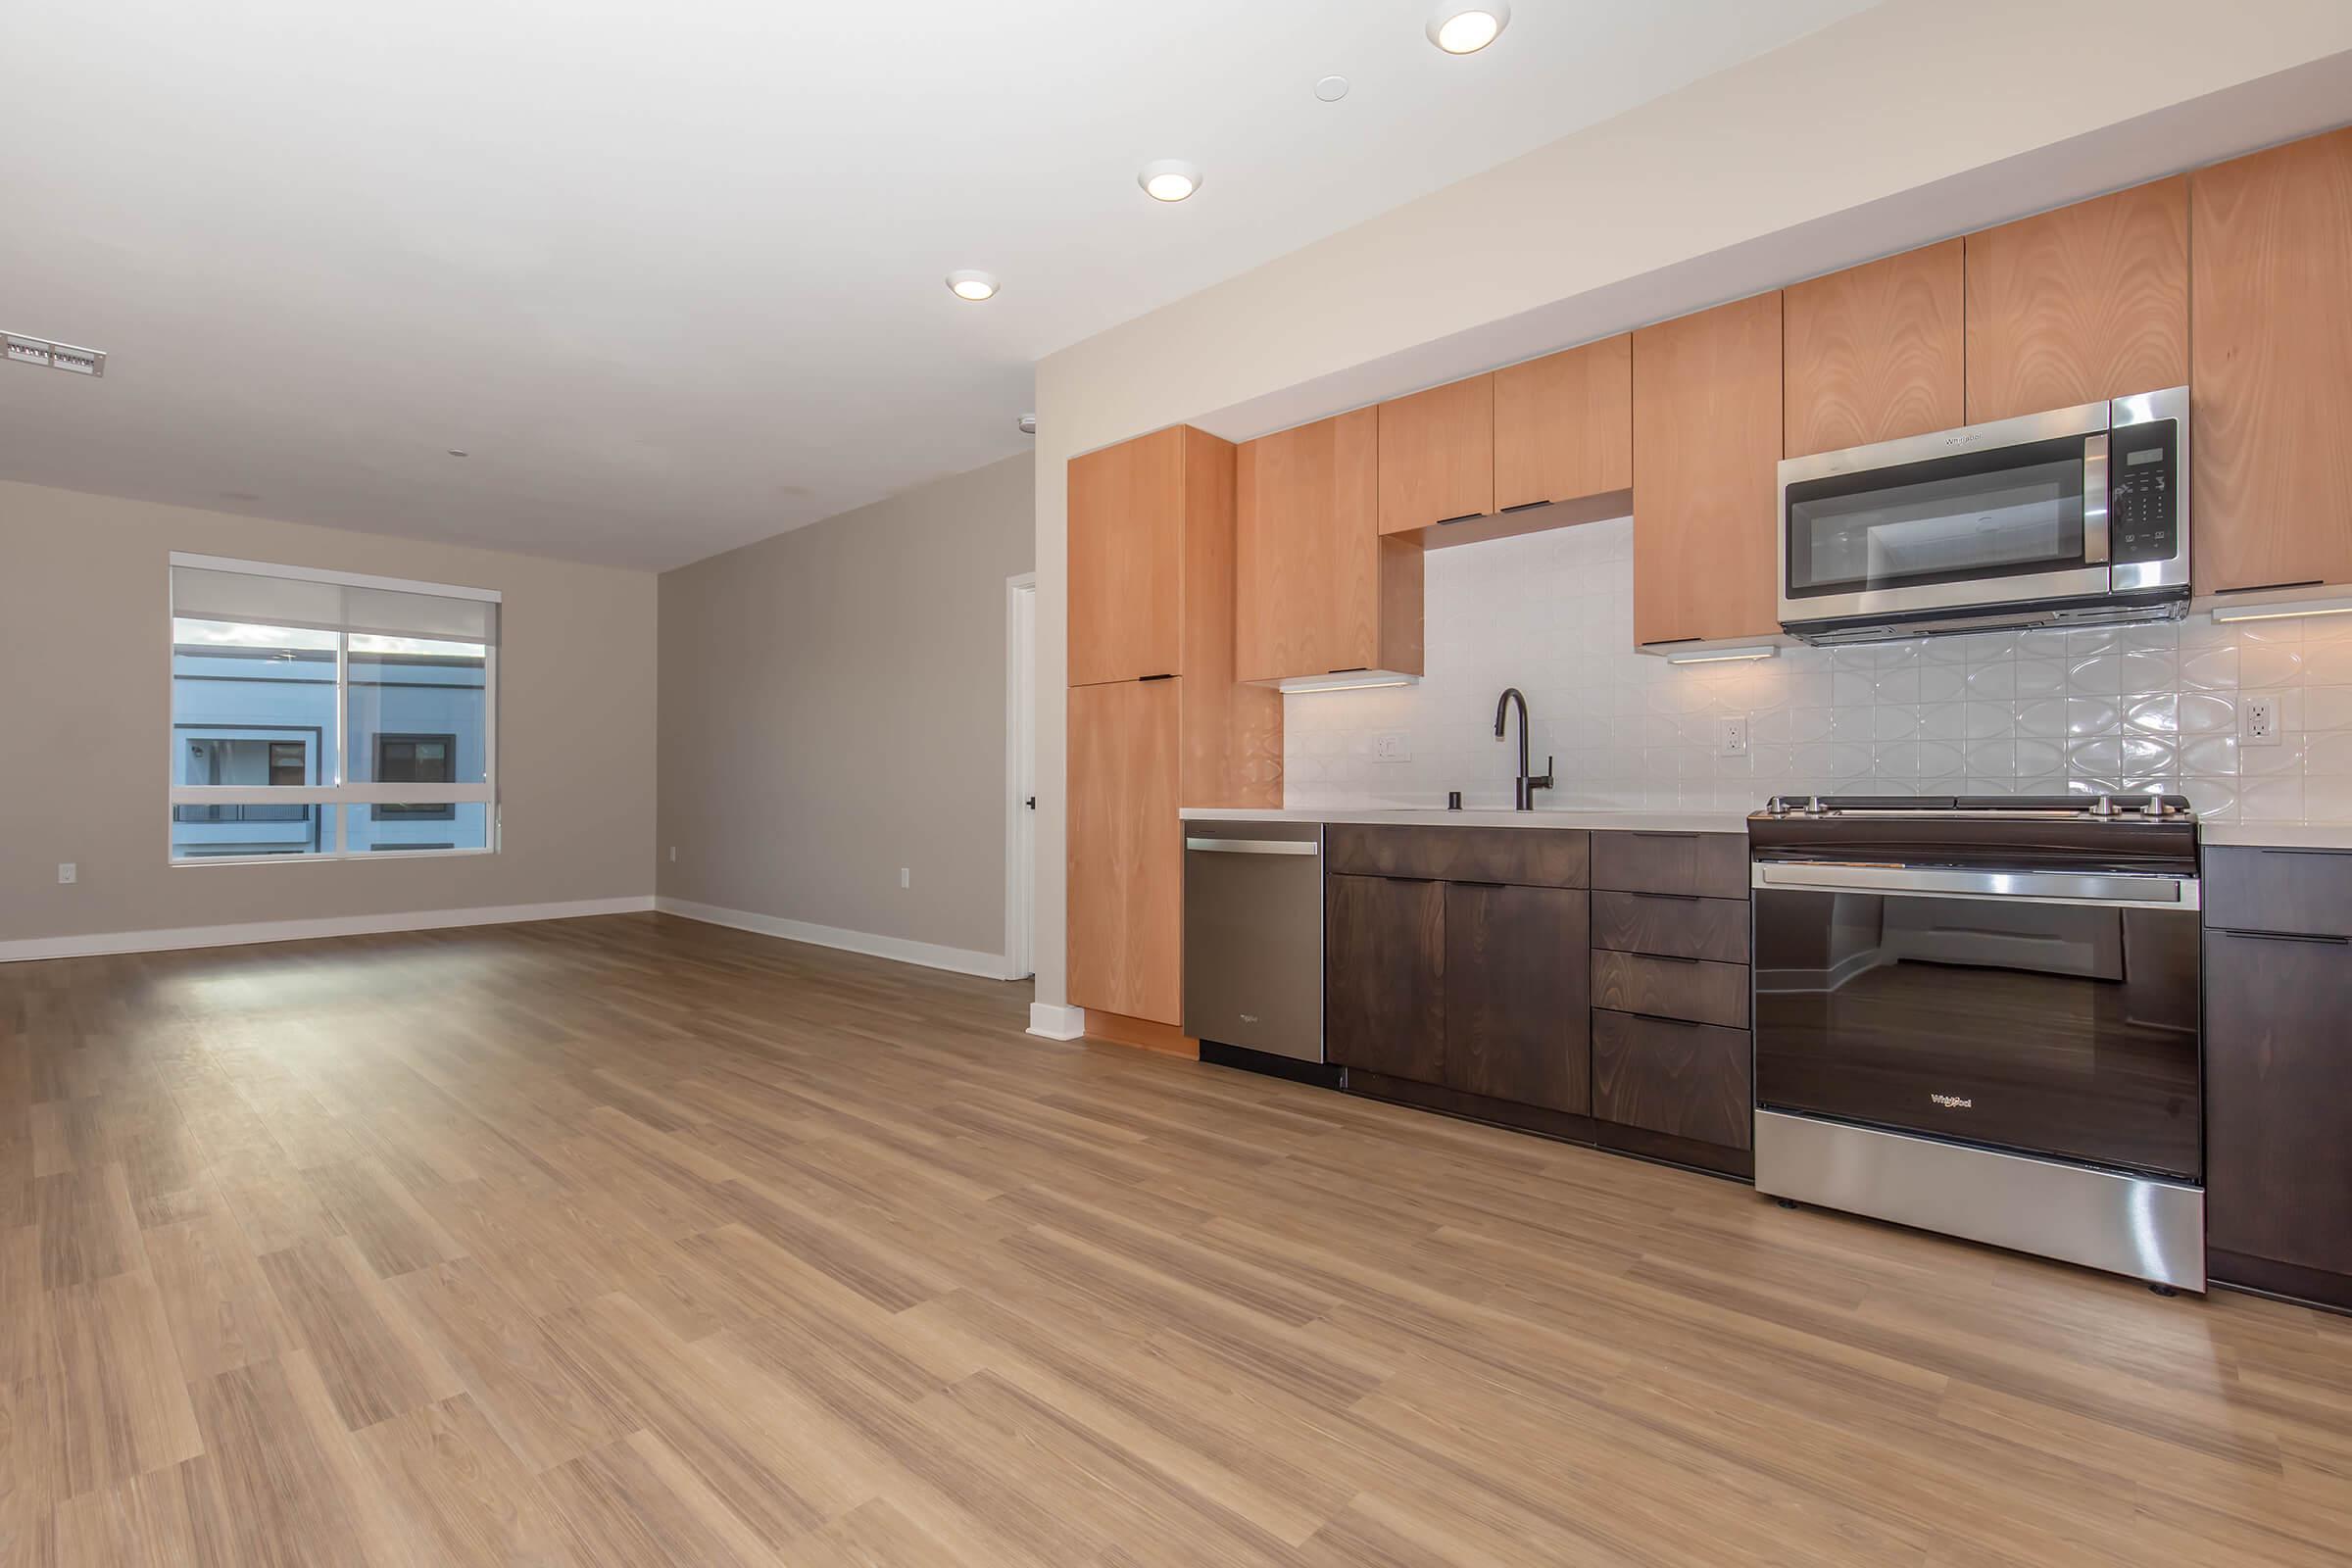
xmin=1780 ymin=400 xmax=2113 ymax=625
xmin=1752 ymin=861 xmax=2201 ymax=1181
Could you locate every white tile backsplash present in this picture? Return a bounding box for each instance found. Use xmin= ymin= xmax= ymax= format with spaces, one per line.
xmin=1281 ymin=516 xmax=2352 ymax=824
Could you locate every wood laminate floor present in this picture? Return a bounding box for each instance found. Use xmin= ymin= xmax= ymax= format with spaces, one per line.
xmin=2 ymin=911 xmax=2347 ymax=1566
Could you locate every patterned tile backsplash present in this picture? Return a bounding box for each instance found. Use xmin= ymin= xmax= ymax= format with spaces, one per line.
xmin=1281 ymin=514 xmax=2352 ymax=824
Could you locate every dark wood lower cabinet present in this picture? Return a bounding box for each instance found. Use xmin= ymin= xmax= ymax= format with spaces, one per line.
xmin=1591 ymin=1011 xmax=1751 ymax=1150
xmin=1324 ymin=827 xmax=1754 ymax=1182
xmin=2205 ymin=925 xmax=2352 ymax=1305
xmin=1324 ymin=874 xmax=1446 ymax=1083
xmin=1445 ymin=883 xmax=1589 ymax=1114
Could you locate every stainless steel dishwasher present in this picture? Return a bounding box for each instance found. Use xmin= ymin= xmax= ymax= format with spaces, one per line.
xmin=1183 ymin=819 xmax=1324 ymax=1067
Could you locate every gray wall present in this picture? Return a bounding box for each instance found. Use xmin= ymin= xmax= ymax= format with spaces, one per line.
xmin=657 ymin=453 xmax=1034 ymax=960
xmin=0 ymin=481 xmax=658 ymax=943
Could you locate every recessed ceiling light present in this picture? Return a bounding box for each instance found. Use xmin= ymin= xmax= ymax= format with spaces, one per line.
xmin=1314 ymin=74 xmax=1350 ymax=102
xmin=1427 ymin=3 xmax=1510 ymax=54
xmin=1137 ymin=161 xmax=1202 ymax=203
xmin=946 ymin=270 xmax=999 ymax=301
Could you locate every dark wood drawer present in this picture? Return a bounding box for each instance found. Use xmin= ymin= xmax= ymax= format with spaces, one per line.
xmin=1591 ymin=892 xmax=1748 ymax=964
xmin=1590 ymin=949 xmax=1748 ymax=1029
xmin=1326 ymin=824 xmax=1589 ymax=889
xmin=1592 ymin=831 xmax=1747 ymax=898
xmin=2204 ymin=845 xmax=2352 ymax=938
xmin=1591 ymin=1011 xmax=1751 ymax=1150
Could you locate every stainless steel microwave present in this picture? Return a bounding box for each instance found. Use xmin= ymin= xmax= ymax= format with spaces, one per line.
xmin=1778 ymin=386 xmax=2189 ymax=644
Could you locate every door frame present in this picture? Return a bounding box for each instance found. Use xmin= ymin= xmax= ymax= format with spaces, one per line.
xmin=1004 ymin=572 xmax=1039 ymax=980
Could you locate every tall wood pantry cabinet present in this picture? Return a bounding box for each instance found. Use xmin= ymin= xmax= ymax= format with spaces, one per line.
xmin=1066 ymin=425 xmax=1280 ymax=1040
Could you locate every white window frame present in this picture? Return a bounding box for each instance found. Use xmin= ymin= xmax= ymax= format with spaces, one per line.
xmin=167 ymin=552 xmax=501 ymax=865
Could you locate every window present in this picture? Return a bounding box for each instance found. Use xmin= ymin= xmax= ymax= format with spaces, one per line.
xmin=372 ymin=735 xmax=457 ymax=820
xmin=169 ymin=554 xmax=499 ymax=862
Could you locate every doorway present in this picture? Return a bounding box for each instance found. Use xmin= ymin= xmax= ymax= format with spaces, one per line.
xmin=1004 ymin=572 xmax=1038 ymax=980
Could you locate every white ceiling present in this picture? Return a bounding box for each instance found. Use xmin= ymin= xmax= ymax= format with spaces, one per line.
xmin=0 ymin=0 xmax=1876 ymax=569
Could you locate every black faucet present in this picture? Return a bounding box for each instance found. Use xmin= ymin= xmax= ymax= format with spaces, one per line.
xmin=1494 ymin=687 xmax=1554 ymax=811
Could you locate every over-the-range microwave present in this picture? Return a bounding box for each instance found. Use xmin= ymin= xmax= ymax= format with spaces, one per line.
xmin=1778 ymin=386 xmax=2188 ymax=645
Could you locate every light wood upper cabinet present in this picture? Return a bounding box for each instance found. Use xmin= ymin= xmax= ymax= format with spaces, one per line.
xmin=2191 ymin=127 xmax=2352 ymax=596
xmin=1067 ymin=425 xmax=1244 ymax=688
xmin=1067 ymin=677 xmax=1184 ymax=1025
xmin=1237 ymin=409 xmax=1423 ymax=683
xmin=1965 ymin=177 xmax=2189 ymax=424
xmin=1784 ymin=241 xmax=1964 ymax=458
xmin=1631 ymin=292 xmax=1785 ymax=647
xmin=1494 ymin=335 xmax=1633 ymax=510
xmin=1377 ymin=375 xmax=1494 ymax=535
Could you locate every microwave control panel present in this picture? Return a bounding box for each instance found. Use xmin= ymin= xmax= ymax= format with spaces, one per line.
xmin=2107 ymin=419 xmax=2180 ymax=564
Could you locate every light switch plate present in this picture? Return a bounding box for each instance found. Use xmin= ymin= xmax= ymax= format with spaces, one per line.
xmin=57 ymin=863 xmax=75 ymax=885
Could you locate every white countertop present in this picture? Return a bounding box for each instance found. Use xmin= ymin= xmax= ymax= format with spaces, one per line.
xmin=1185 ymin=807 xmax=2352 ymax=848
xmin=1180 ymin=806 xmax=1751 ymax=834
xmin=2199 ymin=824 xmax=2352 ymax=851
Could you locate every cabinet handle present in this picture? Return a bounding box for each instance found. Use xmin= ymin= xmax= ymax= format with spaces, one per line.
xmin=1638 ymin=953 xmax=1702 ymax=964
xmin=1627 ymin=1012 xmax=1705 ymax=1029
xmin=1433 ymin=512 xmax=1487 ymax=526
xmin=2215 ymin=928 xmax=2351 ymax=946
xmin=1499 ymin=501 xmax=1552 ymax=514
xmin=1628 ymin=891 xmax=1702 ymax=903
xmin=2216 ymin=578 xmax=2325 ymax=595
xmin=1629 ymin=831 xmax=1698 ymax=839
xmin=1451 ymin=880 xmax=1507 ymax=889
xmin=1139 ymin=672 xmax=1175 ymax=682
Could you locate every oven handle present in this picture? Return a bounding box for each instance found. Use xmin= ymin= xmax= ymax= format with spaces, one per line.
xmin=1751 ymin=860 xmax=2199 ymax=910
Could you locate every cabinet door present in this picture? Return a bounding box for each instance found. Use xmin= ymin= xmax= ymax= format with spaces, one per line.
xmin=1494 ymin=336 xmax=1632 ymax=511
xmin=1236 ymin=410 xmax=1385 ymax=682
xmin=1444 ymin=883 xmax=1589 ymax=1114
xmin=1067 ymin=678 xmax=1182 ymax=1024
xmin=2191 ymin=128 xmax=2352 ymax=595
xmin=1068 ymin=428 xmax=1185 ymax=686
xmin=1325 ymin=874 xmax=1445 ymax=1083
xmin=2206 ymin=929 xmax=2352 ymax=1278
xmin=1377 ymin=375 xmax=1494 ymax=535
xmin=1631 ymin=292 xmax=1784 ymax=647
xmin=1591 ymin=1012 xmax=1751 ymax=1150
xmin=1964 ymin=177 xmax=2188 ymax=425
xmin=1784 ymin=241 xmax=1964 ymax=458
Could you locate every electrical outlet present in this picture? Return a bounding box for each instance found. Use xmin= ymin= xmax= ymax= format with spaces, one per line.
xmin=1718 ymin=716 xmax=1749 ymax=758
xmin=57 ymin=863 xmax=75 ymax=885
xmin=899 ymin=866 xmax=911 ymax=889
xmin=1372 ymin=731 xmax=1411 ymax=763
xmin=2243 ymin=694 xmax=2282 ymax=747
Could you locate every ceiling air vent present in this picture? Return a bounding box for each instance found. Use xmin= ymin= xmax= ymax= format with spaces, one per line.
xmin=4 ymin=332 xmax=106 ymax=377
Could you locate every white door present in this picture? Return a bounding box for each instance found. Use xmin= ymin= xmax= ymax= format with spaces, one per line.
xmin=1005 ymin=574 xmax=1038 ymax=979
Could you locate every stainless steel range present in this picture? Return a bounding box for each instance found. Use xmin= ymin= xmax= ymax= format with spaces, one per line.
xmin=1748 ymin=794 xmax=2204 ymax=1291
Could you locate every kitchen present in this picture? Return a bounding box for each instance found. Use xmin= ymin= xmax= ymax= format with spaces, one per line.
xmin=1067 ymin=125 xmax=2352 ymax=1315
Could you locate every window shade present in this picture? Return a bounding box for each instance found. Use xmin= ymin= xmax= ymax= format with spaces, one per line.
xmin=171 ymin=563 xmax=499 ymax=645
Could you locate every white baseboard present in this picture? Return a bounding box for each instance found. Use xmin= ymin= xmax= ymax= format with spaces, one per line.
xmin=655 ymin=897 xmax=1016 ymax=981
xmin=0 ymin=895 xmax=658 ymax=965
xmin=1027 ymin=1002 xmax=1087 ymax=1040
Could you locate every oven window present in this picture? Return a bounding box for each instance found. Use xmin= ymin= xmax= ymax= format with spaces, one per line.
xmin=1753 ymin=888 xmax=2201 ymax=1180
xmin=1787 ymin=435 xmax=2088 ymax=599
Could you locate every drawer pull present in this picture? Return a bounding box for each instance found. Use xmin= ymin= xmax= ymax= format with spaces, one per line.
xmin=1499 ymin=501 xmax=1552 ymax=514
xmin=2217 ymin=927 xmax=2351 ymax=946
